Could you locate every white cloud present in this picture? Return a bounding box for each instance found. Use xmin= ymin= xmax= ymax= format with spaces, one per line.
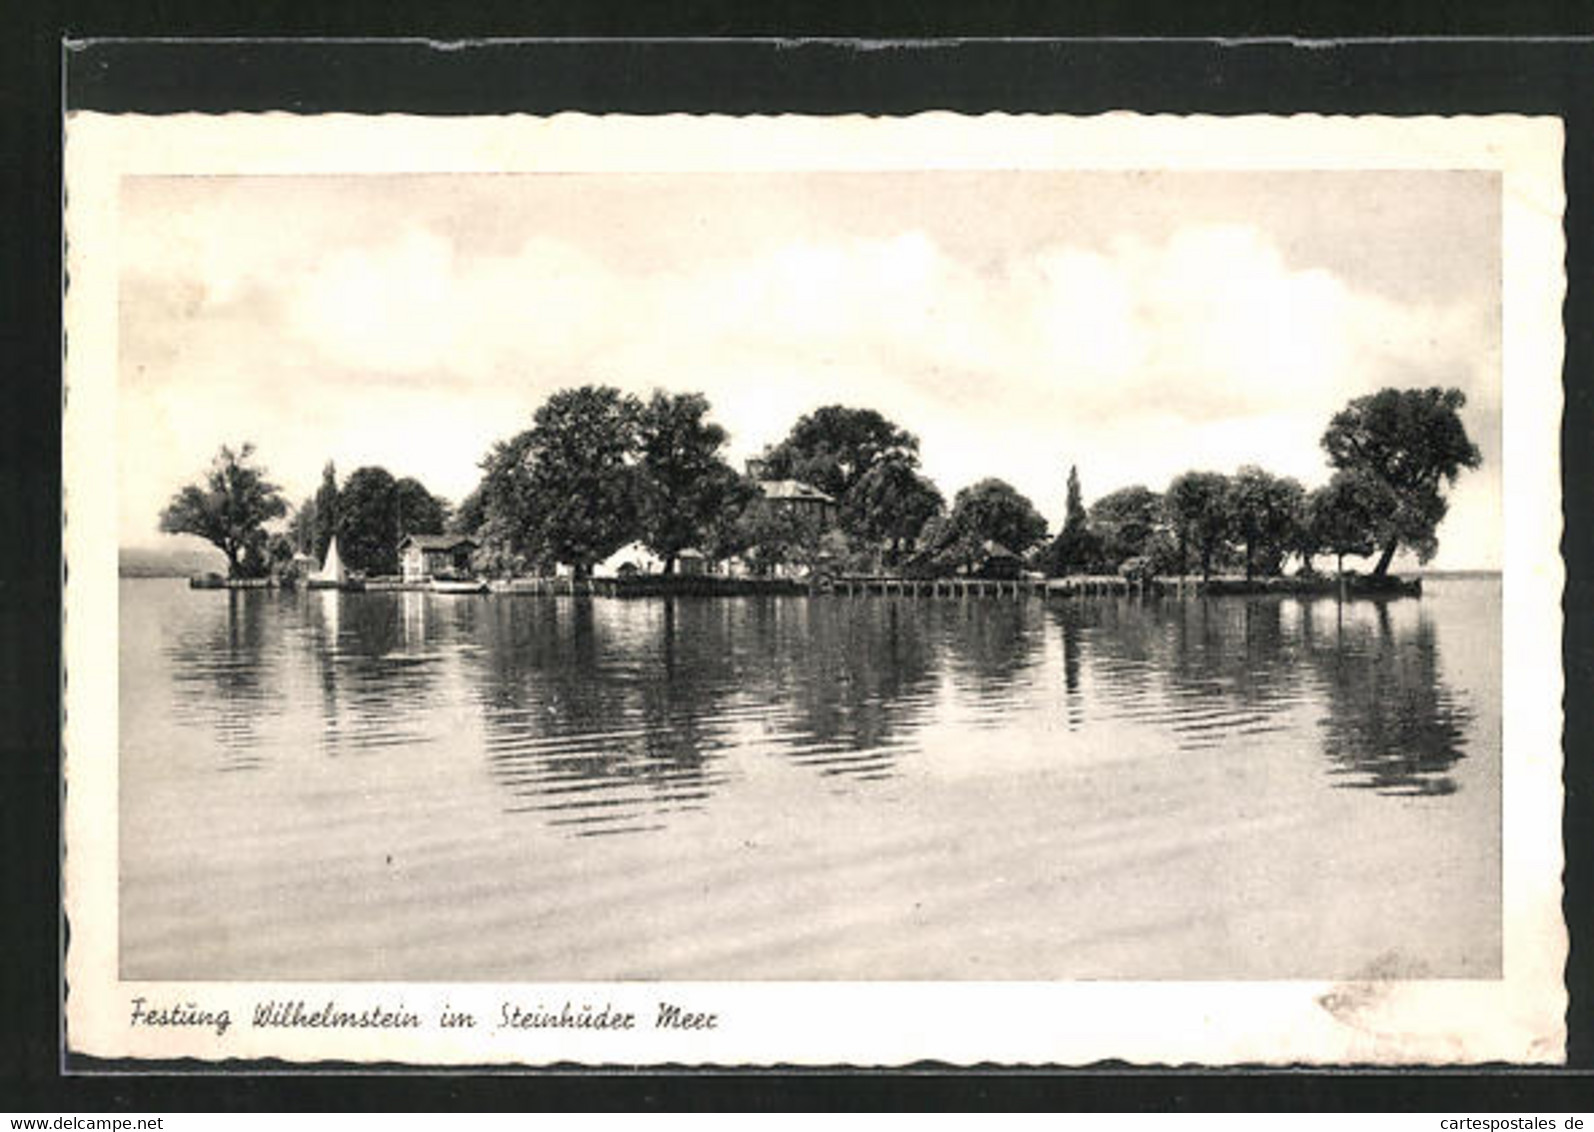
xmin=287 ymin=228 xmax=457 ymax=373
xmin=119 ymin=195 xmax=1500 ymax=569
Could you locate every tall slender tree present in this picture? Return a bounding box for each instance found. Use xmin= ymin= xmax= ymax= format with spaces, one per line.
xmin=312 ymin=461 xmax=339 ymax=562
xmin=1045 ymin=464 xmax=1099 ymax=576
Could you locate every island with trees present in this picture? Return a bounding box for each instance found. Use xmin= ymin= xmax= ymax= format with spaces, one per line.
xmin=156 ymin=384 xmax=1481 ymax=600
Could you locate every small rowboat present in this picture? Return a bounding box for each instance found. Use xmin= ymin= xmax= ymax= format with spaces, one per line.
xmin=429 ymin=577 xmax=489 ymax=595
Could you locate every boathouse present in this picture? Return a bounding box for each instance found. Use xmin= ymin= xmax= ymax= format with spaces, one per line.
xmin=399 ymin=534 xmax=479 ymax=582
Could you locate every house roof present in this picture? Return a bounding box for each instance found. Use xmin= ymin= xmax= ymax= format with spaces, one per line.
xmin=759 ymin=479 xmax=835 ymax=504
xmin=981 ymin=540 xmax=1019 ymax=560
xmin=399 ymin=534 xmax=478 ymax=552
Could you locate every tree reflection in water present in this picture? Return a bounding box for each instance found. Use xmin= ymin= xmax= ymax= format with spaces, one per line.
xmin=1048 ymin=599 xmax=1150 ymax=732
xmin=303 ymin=590 xmax=452 ymax=757
xmin=1061 ymin=613 xmax=1084 ymax=729
xmin=734 ymin=597 xmax=943 ymax=779
xmin=161 ymin=590 xmax=283 ymax=769
xmin=1162 ymin=600 xmax=1307 ymax=749
xmin=1304 ymin=599 xmax=1473 ymax=796
xmin=941 ymin=600 xmax=1045 ymax=726
xmin=471 ymin=597 xmax=733 ymax=838
xmin=1062 ymin=593 xmax=1472 ymax=794
xmin=1062 ymin=597 xmax=1308 ymax=750
xmin=285 ymin=587 xmax=1472 ymax=839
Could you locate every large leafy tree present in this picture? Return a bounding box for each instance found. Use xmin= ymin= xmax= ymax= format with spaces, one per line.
xmin=1288 ymin=491 xmax=1325 ymax=577
xmin=1320 ymin=386 xmax=1482 ymax=575
xmin=636 ymin=391 xmax=743 ymax=573
xmin=472 ymin=430 xmax=540 ymax=573
xmin=1311 ymin=469 xmax=1396 ymax=575
xmin=1226 ymin=465 xmax=1307 ymax=579
xmin=924 ymin=478 xmax=1048 ymax=573
xmin=393 ymin=476 xmax=449 ymax=539
xmin=760 ymin=405 xmax=919 ymax=501
xmin=335 ymin=466 xmax=400 ymax=575
xmin=450 ymin=484 xmax=488 ymax=537
xmin=483 ymin=385 xmax=644 ymax=578
xmin=328 ymin=468 xmax=450 ymax=576
xmin=700 ymin=473 xmax=762 ymax=566
xmin=1164 ymin=471 xmax=1233 ymax=580
xmin=841 ymin=457 xmax=945 ymax=564
xmin=1087 ymin=484 xmax=1164 ymax=570
xmin=264 ymin=532 xmax=296 ymax=575
xmin=734 ymin=498 xmax=829 ymax=576
xmin=288 ymin=496 xmax=317 ymax=556
xmin=158 ymin=443 xmax=288 ymax=579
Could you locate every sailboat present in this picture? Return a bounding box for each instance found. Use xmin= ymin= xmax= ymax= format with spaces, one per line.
xmin=307 ymin=536 xmax=363 ymax=591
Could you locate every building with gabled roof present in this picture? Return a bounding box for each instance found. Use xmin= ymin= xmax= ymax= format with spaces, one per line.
xmin=399 ymin=533 xmax=479 ymax=582
xmin=757 ymin=478 xmax=838 ymax=527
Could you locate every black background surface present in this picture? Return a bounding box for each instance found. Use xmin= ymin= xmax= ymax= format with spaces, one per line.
xmin=5 ymin=3 xmax=1593 ymax=1112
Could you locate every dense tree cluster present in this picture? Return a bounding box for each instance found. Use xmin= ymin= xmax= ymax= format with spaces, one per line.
xmin=459 ymin=395 xmax=957 ymax=579
xmin=161 ymin=385 xmax=1479 ymax=584
xmin=163 ymin=448 xmax=450 ymax=579
xmin=460 ymin=387 xmax=746 ymax=578
xmin=285 ymin=463 xmax=450 ymax=576
xmin=1031 ymin=387 xmax=1481 ymax=581
xmin=911 ymin=479 xmax=1049 ymax=577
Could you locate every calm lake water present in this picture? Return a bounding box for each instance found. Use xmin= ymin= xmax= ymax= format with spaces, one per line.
xmin=119 ymin=577 xmax=1500 ymax=981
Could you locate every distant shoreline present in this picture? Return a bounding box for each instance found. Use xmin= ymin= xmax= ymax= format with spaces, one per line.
xmin=119 ymin=546 xmax=226 ymax=579
xmin=119 ymin=565 xmax=214 ymax=578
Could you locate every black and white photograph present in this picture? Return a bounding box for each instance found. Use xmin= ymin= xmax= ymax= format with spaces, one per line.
xmin=61 ymin=111 xmax=1567 ymax=1066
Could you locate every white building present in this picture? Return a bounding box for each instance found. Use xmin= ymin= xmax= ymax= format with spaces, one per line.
xmin=595 ymin=541 xmax=663 ymax=577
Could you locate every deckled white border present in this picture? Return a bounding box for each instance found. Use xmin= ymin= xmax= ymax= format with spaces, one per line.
xmin=62 ymin=112 xmax=1566 ymax=1066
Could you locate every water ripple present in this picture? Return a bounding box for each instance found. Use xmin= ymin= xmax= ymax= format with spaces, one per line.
xmin=129 ymin=584 xmax=1491 ymax=838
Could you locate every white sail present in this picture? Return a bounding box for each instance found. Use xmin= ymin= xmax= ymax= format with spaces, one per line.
xmin=313 ymin=536 xmax=346 ymax=584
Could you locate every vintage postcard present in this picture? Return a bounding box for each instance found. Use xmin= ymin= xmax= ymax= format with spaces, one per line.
xmin=63 ymin=111 xmax=1566 ymax=1066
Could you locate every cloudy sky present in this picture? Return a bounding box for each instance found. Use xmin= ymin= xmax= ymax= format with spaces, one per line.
xmin=119 ymin=169 xmax=1501 ymax=568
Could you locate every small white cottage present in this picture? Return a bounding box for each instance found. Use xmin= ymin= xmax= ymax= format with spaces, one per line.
xmin=596 ymin=541 xmax=662 ymax=578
